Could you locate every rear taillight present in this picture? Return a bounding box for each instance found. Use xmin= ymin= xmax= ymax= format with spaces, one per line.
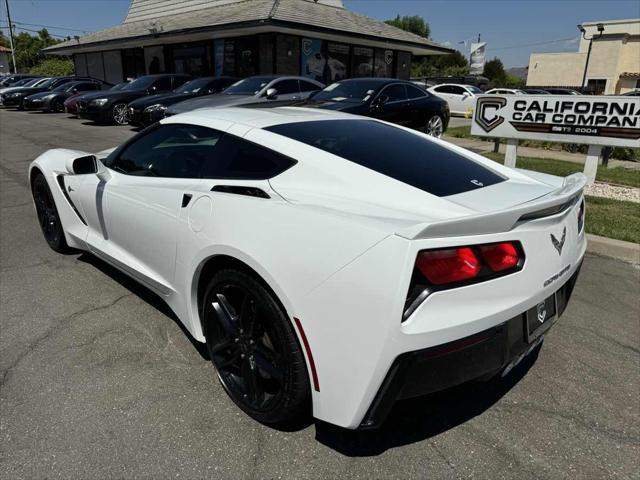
xmin=405 ymin=241 xmax=524 ymax=320
xmin=478 ymin=242 xmax=519 ymax=272
xmin=414 ymin=241 xmax=523 ymax=287
xmin=416 ymin=247 xmax=481 ymax=285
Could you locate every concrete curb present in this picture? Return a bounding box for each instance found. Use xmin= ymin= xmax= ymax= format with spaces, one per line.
xmin=587 ymin=234 xmax=640 ymax=264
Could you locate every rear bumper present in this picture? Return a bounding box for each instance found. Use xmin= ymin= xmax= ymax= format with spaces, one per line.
xmin=359 ymin=263 xmax=581 ymax=429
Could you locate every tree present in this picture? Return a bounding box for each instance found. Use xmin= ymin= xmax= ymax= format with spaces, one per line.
xmin=29 ymin=57 xmax=74 ymax=76
xmin=412 ymin=50 xmax=469 ymax=78
xmin=9 ymin=29 xmax=69 ymax=73
xmin=483 ymin=57 xmax=506 ymax=83
xmin=385 ymin=15 xmax=430 ymax=39
xmin=0 ymin=31 xmax=10 ymax=49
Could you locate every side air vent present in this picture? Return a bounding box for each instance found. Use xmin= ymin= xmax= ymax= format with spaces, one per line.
xmin=211 ymin=185 xmax=270 ymax=199
xmin=56 ymin=175 xmax=87 ymax=225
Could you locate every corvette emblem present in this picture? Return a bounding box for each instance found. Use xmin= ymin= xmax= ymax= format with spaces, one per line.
xmin=536 ymin=302 xmax=547 ymax=323
xmin=550 ymin=226 xmax=567 ymax=256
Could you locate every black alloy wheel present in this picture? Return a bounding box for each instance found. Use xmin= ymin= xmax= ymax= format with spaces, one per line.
xmin=50 ymin=98 xmax=63 ymax=113
xmin=112 ymin=103 xmax=129 ymax=125
xmin=32 ymin=174 xmax=69 ymax=253
xmin=203 ymin=268 xmax=310 ymax=425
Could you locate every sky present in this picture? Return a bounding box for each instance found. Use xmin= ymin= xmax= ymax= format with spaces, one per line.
xmin=1 ymin=0 xmax=639 ymax=67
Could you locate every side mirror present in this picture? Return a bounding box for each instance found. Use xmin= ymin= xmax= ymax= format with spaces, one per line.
xmin=65 ymin=155 xmax=99 ymax=175
xmin=462 ymin=92 xmax=471 ymax=98
xmin=373 ymin=94 xmax=389 ymax=108
xmin=265 ymin=88 xmax=278 ymax=100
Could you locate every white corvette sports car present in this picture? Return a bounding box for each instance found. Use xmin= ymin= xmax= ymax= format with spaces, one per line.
xmin=29 ymin=107 xmax=586 ymax=429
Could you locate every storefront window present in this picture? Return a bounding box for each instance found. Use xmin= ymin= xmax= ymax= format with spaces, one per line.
xmin=326 ymin=42 xmax=349 ymax=82
xmin=351 ymin=46 xmax=373 ymax=77
xmin=122 ymin=48 xmax=145 ymax=80
xmin=236 ymin=37 xmax=258 ymax=77
xmin=276 ymin=35 xmax=299 ymax=75
xmin=170 ymin=44 xmax=209 ymax=77
xmin=223 ymin=40 xmax=236 ymax=76
xmin=374 ymin=49 xmax=394 ymax=78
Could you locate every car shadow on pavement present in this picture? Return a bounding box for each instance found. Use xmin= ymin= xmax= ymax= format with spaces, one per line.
xmin=76 ymin=252 xmax=210 ymax=360
xmin=314 ymin=345 xmax=541 ymax=457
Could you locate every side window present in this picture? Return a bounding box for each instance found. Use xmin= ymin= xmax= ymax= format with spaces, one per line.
xmin=380 ymin=84 xmax=407 ymax=102
xmin=77 ymin=83 xmax=99 ymax=91
xmin=151 ymin=77 xmax=172 ymax=91
xmin=299 ymin=80 xmax=320 ymax=92
xmin=272 ymin=79 xmax=300 ymax=95
xmin=172 ymin=76 xmax=190 ymax=89
xmin=434 ymin=85 xmax=450 ymax=94
xmin=201 ymin=134 xmax=296 ymax=180
xmin=449 ymin=86 xmax=466 ymax=95
xmin=111 ymin=124 xmax=223 ymax=178
xmin=406 ymin=85 xmax=427 ymax=99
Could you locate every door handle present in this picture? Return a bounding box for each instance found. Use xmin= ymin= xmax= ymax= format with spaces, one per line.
xmin=181 ymin=193 xmax=192 ymax=208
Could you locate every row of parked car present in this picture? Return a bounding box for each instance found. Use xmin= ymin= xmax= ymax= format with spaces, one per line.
xmin=423 ymin=82 xmax=640 ymax=116
xmin=1 ymin=73 xmax=452 ymax=137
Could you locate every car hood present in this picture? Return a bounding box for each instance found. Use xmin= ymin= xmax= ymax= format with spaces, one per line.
xmin=167 ymin=93 xmax=253 ymax=115
xmin=25 ymin=91 xmax=56 ymax=100
xmin=90 ymin=90 xmax=147 ymax=103
xmin=128 ymin=92 xmax=196 ymax=109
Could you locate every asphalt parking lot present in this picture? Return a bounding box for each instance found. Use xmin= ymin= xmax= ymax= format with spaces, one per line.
xmin=1 ymin=109 xmax=638 ymax=479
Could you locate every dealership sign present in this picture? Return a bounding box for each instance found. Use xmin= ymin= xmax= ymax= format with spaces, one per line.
xmin=471 ymin=95 xmax=640 ymax=148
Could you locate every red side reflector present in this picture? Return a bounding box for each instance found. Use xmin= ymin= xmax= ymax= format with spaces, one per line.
xmin=479 ymin=242 xmax=519 ymax=272
xmin=416 ymin=247 xmax=480 ymax=285
xmin=293 ymin=317 xmax=320 ymax=392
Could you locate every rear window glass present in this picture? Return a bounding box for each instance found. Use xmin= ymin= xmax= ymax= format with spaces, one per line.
xmin=265 ymin=120 xmax=505 ymax=197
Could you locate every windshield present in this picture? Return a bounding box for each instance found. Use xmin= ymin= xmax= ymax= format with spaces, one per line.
xmin=122 ymin=76 xmax=156 ymax=91
xmin=24 ymin=78 xmax=45 ymax=87
xmin=54 ymin=82 xmax=75 ymax=92
xmin=224 ymin=77 xmax=274 ymax=95
xmin=110 ymin=82 xmax=129 ymax=91
xmin=466 ymin=86 xmax=483 ymax=94
xmin=175 ymin=78 xmax=212 ymax=94
xmin=38 ymin=77 xmax=60 ymax=88
xmin=312 ymin=81 xmax=381 ymax=103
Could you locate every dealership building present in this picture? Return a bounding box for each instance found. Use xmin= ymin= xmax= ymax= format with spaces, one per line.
xmin=43 ymin=0 xmax=452 ymax=85
xmin=526 ymin=18 xmax=640 ymax=95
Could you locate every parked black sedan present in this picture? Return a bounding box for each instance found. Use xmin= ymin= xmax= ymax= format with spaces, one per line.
xmin=127 ymin=76 xmax=238 ymax=127
xmin=300 ymin=78 xmax=450 ymax=137
xmin=77 ymin=74 xmax=191 ymax=124
xmin=1 ymin=76 xmax=92 ymax=109
xmin=23 ymin=80 xmax=108 ymax=112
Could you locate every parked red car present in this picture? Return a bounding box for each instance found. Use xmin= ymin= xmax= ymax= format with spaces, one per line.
xmin=64 ymin=81 xmax=130 ymax=116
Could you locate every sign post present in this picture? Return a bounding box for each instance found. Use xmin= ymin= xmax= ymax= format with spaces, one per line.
xmin=471 ymin=95 xmax=640 ymax=184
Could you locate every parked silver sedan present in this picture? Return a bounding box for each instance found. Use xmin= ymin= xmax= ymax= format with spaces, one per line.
xmin=165 ymin=75 xmax=324 ymax=116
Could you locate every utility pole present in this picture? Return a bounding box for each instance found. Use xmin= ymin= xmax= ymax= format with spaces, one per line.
xmin=3 ymin=0 xmax=17 ymax=73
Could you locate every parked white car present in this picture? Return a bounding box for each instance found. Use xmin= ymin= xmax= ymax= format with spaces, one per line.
xmin=485 ymin=88 xmax=526 ymax=95
xmin=427 ymin=83 xmax=482 ymax=116
xmin=29 ymin=107 xmax=586 ymax=430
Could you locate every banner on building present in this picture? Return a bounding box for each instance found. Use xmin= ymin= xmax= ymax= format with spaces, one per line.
xmin=471 ymin=95 xmax=640 ymax=147
xmin=301 ymin=38 xmax=325 ymax=82
xmin=469 ymin=42 xmax=486 ymax=75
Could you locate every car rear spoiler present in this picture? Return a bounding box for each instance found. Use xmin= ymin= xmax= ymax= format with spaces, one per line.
xmin=399 ymin=173 xmax=587 ymax=239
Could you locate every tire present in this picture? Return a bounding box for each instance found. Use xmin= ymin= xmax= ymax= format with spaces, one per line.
xmin=111 ymin=103 xmax=129 ymax=125
xmin=50 ymin=98 xmax=63 ymax=113
xmin=31 ymin=174 xmax=70 ymax=253
xmin=202 ymin=268 xmax=310 ymax=425
xmin=425 ymin=114 xmax=444 ymax=138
